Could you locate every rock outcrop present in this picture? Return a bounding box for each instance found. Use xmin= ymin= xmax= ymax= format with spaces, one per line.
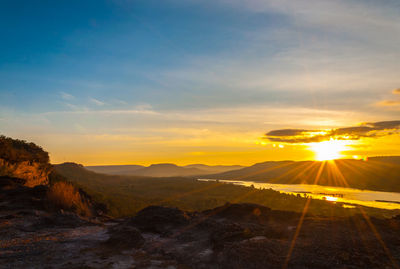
xmin=0 ymin=136 xmax=51 ymax=187
xmin=0 ymin=158 xmax=50 ymax=187
xmin=128 ymin=205 xmax=193 ymax=234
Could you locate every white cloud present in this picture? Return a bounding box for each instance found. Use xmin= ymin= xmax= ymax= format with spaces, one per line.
xmin=41 ymin=105 xmax=365 ymax=129
xmin=89 ymin=98 xmax=106 ymax=106
xmin=220 ymin=0 xmax=400 ymax=39
xmin=65 ymin=103 xmax=80 ymax=111
xmin=60 ymin=92 xmax=75 ymax=100
xmin=43 ymin=107 xmax=159 ymax=117
xmin=150 ymin=0 xmax=400 ymax=122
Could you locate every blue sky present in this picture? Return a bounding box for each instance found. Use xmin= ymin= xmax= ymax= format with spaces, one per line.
xmin=1 ymin=0 xmax=288 ymax=111
xmin=1 ymin=0 xmax=400 ymax=164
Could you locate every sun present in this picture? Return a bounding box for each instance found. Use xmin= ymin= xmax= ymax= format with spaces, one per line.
xmin=309 ymin=139 xmax=349 ymax=161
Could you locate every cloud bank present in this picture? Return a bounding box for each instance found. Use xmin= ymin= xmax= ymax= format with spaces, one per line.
xmin=265 ymin=120 xmax=400 ymax=143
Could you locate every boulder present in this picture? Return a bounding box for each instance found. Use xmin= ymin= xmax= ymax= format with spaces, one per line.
xmin=210 ymin=222 xmax=253 ymax=250
xmin=204 ymin=203 xmax=271 ymax=223
xmin=106 ymin=224 xmax=145 ymax=250
xmin=129 ymin=206 xmax=192 ymax=234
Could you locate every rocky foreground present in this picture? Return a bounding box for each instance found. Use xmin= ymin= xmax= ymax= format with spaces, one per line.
xmin=1 ymin=176 xmax=400 ymax=269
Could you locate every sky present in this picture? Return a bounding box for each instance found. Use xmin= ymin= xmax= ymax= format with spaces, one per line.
xmin=1 ymin=0 xmax=400 ymax=165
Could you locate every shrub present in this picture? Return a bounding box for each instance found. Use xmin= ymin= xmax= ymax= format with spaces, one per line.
xmin=47 ymin=181 xmax=92 ymax=217
xmin=0 ymin=135 xmax=49 ymax=165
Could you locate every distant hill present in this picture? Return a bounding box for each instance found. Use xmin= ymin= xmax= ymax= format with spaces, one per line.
xmin=185 ymin=164 xmax=244 ymax=173
xmin=209 ymin=157 xmax=400 ymax=193
xmin=54 ymin=162 xmax=144 ymax=187
xmin=85 ymin=163 xmax=244 ymax=177
xmin=370 ymin=156 xmax=400 ymax=165
xmin=85 ymin=165 xmax=145 ymax=175
xmin=132 ymin=163 xmax=207 ymax=177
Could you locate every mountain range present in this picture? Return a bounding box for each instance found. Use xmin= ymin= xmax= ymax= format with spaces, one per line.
xmin=85 ymin=156 xmax=400 ymax=192
xmin=85 ymin=163 xmax=244 ymax=177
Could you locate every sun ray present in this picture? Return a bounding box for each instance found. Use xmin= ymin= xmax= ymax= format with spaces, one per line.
xmin=270 ymin=161 xmax=317 ymax=184
xmin=235 ymin=161 xmax=295 ymax=181
xmin=326 ymin=160 xmax=399 ymax=268
xmin=358 ymin=207 xmax=399 ymax=269
xmin=283 ymin=161 xmax=326 ymax=269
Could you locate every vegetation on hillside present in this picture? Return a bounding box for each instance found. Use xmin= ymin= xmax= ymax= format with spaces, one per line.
xmin=54 ymin=163 xmax=399 ymax=218
xmin=47 ymin=170 xmax=107 ymax=217
xmin=47 ymin=181 xmax=93 ymax=217
xmin=0 ymin=135 xmax=49 ymax=165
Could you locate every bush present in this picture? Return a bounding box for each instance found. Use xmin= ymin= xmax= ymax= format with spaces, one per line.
xmin=47 ymin=181 xmax=92 ymax=217
xmin=0 ymin=135 xmax=49 ymax=165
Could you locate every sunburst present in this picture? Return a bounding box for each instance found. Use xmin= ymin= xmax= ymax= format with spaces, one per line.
xmin=309 ymin=139 xmax=350 ymax=161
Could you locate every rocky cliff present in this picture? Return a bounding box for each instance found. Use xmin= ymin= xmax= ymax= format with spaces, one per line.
xmin=0 ymin=158 xmax=50 ymax=187
xmin=0 ymin=135 xmax=51 ymax=187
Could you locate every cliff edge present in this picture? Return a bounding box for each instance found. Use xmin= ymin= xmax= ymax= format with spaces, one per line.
xmin=0 ymin=135 xmax=51 ymax=186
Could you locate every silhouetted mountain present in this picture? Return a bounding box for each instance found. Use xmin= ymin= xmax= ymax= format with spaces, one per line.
xmin=210 ymin=157 xmax=400 ymax=192
xmin=54 ymin=162 xmax=142 ymax=187
xmin=185 ymin=164 xmax=244 ymax=173
xmin=85 ymin=165 xmax=145 ymax=175
xmin=85 ymin=163 xmax=244 ymax=177
xmin=369 ymin=156 xmax=400 ymax=165
xmin=133 ymin=163 xmax=205 ymax=177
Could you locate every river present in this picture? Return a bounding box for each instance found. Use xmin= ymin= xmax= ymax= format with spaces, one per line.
xmin=198 ymin=179 xmax=400 ymax=210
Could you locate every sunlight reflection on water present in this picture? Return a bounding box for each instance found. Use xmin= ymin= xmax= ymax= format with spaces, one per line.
xmin=198 ymin=179 xmax=400 ymax=210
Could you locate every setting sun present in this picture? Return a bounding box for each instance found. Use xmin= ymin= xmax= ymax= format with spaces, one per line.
xmin=325 ymin=196 xmax=339 ymax=202
xmin=309 ymin=139 xmax=350 ymax=161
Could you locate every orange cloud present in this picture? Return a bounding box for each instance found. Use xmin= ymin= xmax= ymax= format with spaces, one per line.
xmin=265 ymin=120 xmax=400 ymax=143
xmin=378 ymin=100 xmax=400 ymax=106
xmin=377 ymin=88 xmax=400 ymax=107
